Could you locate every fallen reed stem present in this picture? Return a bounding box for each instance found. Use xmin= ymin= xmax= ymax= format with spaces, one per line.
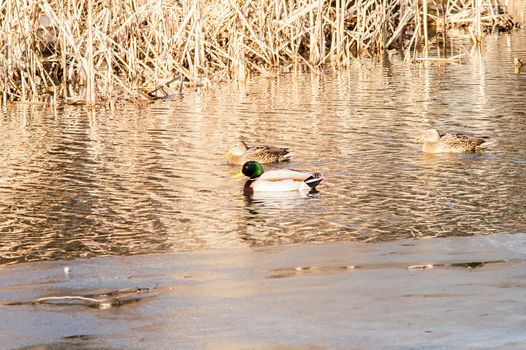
xmin=31 ymin=287 xmax=153 ymax=308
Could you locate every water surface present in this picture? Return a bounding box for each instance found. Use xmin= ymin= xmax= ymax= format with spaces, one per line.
xmin=1 ymin=31 xmax=525 ymax=265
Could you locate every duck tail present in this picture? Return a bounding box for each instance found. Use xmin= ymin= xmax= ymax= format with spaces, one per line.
xmin=304 ymin=173 xmax=323 ymax=189
xmin=280 ymin=151 xmax=294 ymax=162
xmin=477 ymin=139 xmax=496 ymax=149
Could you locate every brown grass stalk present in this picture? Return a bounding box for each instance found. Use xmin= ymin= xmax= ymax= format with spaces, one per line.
xmin=0 ymin=0 xmax=515 ymax=105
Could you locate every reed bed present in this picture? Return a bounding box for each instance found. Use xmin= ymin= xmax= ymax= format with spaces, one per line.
xmin=0 ymin=0 xmax=515 ymax=106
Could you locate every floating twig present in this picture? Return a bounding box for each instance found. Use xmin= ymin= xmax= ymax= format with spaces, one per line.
xmin=30 ymin=287 xmax=153 ymax=309
xmin=147 ymin=76 xmax=181 ymax=100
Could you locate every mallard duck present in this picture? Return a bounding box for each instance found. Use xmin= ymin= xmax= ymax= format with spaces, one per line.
xmin=224 ymin=140 xmax=292 ymax=165
xmin=416 ymin=129 xmax=490 ymax=153
xmin=233 ymin=161 xmax=323 ymax=192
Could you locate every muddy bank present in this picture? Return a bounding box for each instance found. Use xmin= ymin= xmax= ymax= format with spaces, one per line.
xmin=1 ymin=233 xmax=526 ymax=349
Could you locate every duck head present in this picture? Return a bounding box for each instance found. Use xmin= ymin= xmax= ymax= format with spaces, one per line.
xmin=224 ymin=140 xmax=249 ymax=158
xmin=233 ymin=161 xmax=264 ymax=179
xmin=416 ymin=129 xmax=441 ymax=143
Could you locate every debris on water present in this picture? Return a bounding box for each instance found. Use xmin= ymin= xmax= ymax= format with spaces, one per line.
xmin=407 ymin=260 xmax=510 ymax=270
xmin=0 ymin=287 xmax=155 ymax=309
xmin=294 ymin=266 xmax=314 ymax=271
xmin=408 ymin=264 xmax=435 ymax=270
xmin=98 ymin=302 xmax=112 ymax=310
xmin=448 ymin=260 xmax=510 ymax=269
xmin=267 ymin=264 xmax=359 ymax=279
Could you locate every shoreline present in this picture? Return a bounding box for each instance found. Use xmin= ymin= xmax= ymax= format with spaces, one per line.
xmin=0 ymin=0 xmax=519 ymax=106
xmin=2 ymin=232 xmax=526 ymax=349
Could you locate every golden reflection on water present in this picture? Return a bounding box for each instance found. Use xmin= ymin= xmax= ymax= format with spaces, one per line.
xmin=1 ymin=32 xmax=526 ymax=265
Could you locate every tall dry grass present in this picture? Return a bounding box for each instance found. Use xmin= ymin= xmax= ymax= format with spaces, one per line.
xmin=0 ymin=0 xmax=515 ymax=106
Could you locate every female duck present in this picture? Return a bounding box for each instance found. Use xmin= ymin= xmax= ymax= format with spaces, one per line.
xmin=224 ymin=140 xmax=292 ymax=165
xmin=416 ymin=129 xmax=490 ymax=153
xmin=234 ymin=161 xmax=323 ymax=192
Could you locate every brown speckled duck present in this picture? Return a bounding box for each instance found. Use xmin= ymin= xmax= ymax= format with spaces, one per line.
xmin=416 ymin=129 xmax=490 ymax=153
xmin=224 ymin=140 xmax=293 ymax=165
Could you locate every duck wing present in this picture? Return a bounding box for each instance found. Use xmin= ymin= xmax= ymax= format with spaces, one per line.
xmin=257 ymin=169 xmax=324 ymax=191
xmin=259 ymin=169 xmax=312 ymax=181
xmin=245 ymin=145 xmax=292 ymax=163
xmin=440 ymin=133 xmax=487 ymax=151
xmin=251 ymin=179 xmax=307 ymax=192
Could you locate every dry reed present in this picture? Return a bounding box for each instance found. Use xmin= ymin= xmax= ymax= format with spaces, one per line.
xmin=0 ymin=0 xmax=515 ymax=106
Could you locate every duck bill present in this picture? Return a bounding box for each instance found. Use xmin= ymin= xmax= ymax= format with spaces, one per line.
xmin=415 ymin=135 xmax=424 ymax=142
xmin=222 ymin=151 xmax=232 ymax=159
xmin=232 ymin=171 xmax=244 ymax=178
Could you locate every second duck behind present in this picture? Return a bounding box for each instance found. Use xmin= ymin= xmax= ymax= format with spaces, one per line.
xmin=224 ymin=140 xmax=293 ymax=165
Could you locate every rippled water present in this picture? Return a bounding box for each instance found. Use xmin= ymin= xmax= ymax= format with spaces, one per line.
xmin=1 ymin=32 xmax=525 ymax=265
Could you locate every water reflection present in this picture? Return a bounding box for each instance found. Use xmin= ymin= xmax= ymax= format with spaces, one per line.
xmin=1 ymin=31 xmax=525 ymax=264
